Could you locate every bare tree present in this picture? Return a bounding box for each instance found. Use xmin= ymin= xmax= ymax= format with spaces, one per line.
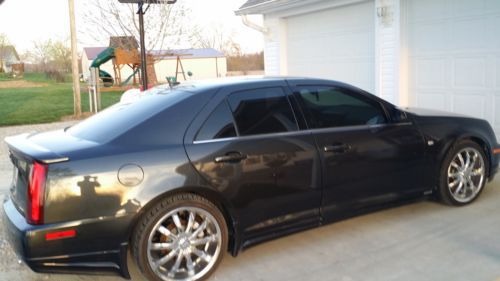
xmin=0 ymin=33 xmax=10 ymax=73
xmin=24 ymin=40 xmax=72 ymax=73
xmin=81 ymin=1 xmax=193 ymax=51
xmin=190 ymin=25 xmax=242 ymax=56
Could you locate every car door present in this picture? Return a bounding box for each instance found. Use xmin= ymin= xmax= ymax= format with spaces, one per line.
xmin=184 ymin=83 xmax=322 ymax=238
xmin=289 ymin=83 xmax=426 ymax=220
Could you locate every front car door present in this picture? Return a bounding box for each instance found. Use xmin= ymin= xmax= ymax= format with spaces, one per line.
xmin=184 ymin=82 xmax=322 ymax=243
xmin=288 ymin=81 xmax=427 ymax=221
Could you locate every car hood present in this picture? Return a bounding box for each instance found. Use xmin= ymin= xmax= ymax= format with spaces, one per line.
xmin=402 ymin=107 xmax=469 ymax=118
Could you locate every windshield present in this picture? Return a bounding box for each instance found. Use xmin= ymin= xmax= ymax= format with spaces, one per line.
xmin=68 ymin=89 xmax=193 ymax=143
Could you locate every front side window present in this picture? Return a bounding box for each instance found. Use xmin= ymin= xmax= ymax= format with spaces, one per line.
xmin=196 ymin=101 xmax=237 ymax=141
xmin=228 ymin=87 xmax=298 ymax=136
xmin=296 ymin=86 xmax=387 ymax=129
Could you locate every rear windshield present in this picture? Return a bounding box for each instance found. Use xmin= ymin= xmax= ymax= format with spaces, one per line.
xmin=68 ymin=89 xmax=193 ymax=143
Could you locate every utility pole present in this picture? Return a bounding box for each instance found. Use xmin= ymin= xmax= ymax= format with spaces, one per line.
xmin=68 ymin=0 xmax=82 ymax=117
xmin=138 ymin=2 xmax=148 ymax=91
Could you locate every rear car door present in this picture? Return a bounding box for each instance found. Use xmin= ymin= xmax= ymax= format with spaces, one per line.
xmin=289 ymin=83 xmax=426 ymax=220
xmin=184 ymin=82 xmax=322 ymax=239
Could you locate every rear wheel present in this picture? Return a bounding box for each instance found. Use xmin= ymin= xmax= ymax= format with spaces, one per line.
xmin=438 ymin=140 xmax=488 ymax=205
xmin=132 ymin=194 xmax=227 ymax=281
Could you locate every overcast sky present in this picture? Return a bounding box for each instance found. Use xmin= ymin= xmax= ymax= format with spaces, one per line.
xmin=0 ymin=0 xmax=264 ymax=54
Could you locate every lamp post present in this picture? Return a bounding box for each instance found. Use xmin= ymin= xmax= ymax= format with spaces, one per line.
xmin=118 ymin=0 xmax=177 ymax=91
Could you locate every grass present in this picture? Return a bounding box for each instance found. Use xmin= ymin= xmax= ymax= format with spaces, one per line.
xmin=0 ymin=73 xmax=122 ymax=126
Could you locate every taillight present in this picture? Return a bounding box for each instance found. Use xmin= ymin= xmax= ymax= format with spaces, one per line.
xmin=27 ymin=162 xmax=48 ymax=225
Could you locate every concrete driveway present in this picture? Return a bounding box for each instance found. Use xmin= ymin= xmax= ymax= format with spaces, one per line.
xmin=1 ymin=122 xmax=500 ymax=281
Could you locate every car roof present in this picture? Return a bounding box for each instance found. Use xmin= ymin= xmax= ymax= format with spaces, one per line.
xmin=170 ymin=76 xmax=344 ymax=92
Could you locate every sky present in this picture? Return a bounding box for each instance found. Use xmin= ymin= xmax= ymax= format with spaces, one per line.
xmin=0 ymin=0 xmax=264 ymax=54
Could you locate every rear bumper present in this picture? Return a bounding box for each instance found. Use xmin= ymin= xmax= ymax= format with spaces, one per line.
xmin=2 ymin=198 xmax=130 ymax=278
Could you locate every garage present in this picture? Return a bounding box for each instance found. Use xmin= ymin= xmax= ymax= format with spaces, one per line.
xmin=237 ymin=0 xmax=500 ymax=140
xmin=285 ymin=1 xmax=375 ymax=93
xmin=407 ymin=0 xmax=500 ymax=138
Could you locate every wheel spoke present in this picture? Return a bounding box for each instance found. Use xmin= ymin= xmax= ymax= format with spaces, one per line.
xmin=151 ymin=243 xmax=173 ymax=251
xmin=191 ymin=235 xmax=217 ymax=246
xmin=454 ymin=181 xmax=464 ymax=196
xmin=467 ymin=178 xmax=477 ymax=192
xmin=469 ymin=153 xmax=478 ymax=169
xmin=185 ymin=253 xmax=195 ymax=276
xmin=158 ymin=226 xmax=176 ymax=239
xmin=172 ymin=213 xmax=184 ymax=232
xmin=464 ymin=152 xmax=471 ymax=169
xmin=155 ymin=249 xmax=178 ymax=268
xmin=451 ymin=162 xmax=460 ymax=169
xmin=192 ymin=248 xmax=212 ymax=263
xmin=190 ymin=220 xmax=208 ymax=239
xmin=186 ymin=211 xmax=195 ymax=234
xmin=457 ymin=153 xmax=465 ymax=167
xmin=170 ymin=252 xmax=184 ymax=274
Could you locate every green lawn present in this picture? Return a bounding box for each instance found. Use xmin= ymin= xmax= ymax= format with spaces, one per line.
xmin=0 ymin=73 xmax=122 ymax=126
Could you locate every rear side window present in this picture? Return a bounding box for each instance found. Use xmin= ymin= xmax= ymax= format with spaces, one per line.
xmin=196 ymin=101 xmax=237 ymax=141
xmin=296 ymin=86 xmax=387 ymax=129
xmin=228 ymin=87 xmax=298 ymax=136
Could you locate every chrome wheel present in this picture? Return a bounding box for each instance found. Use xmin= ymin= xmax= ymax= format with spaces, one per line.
xmin=447 ymin=147 xmax=485 ymax=203
xmin=147 ymin=207 xmax=223 ymax=281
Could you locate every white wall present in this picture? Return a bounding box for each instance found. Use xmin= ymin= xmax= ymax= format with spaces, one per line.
xmin=154 ymin=57 xmax=227 ymax=82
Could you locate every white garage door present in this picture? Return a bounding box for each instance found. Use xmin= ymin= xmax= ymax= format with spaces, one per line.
xmin=286 ymin=1 xmax=375 ymax=93
xmin=407 ymin=0 xmax=500 ymax=139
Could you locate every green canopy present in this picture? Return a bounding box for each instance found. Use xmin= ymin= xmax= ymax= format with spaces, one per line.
xmin=90 ymin=47 xmax=115 ymax=68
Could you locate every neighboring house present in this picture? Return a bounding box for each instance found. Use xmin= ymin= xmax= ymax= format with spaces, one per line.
xmin=0 ymin=45 xmax=21 ymax=73
xmin=236 ymin=0 xmax=500 ymax=139
xmin=81 ymin=47 xmax=227 ymax=82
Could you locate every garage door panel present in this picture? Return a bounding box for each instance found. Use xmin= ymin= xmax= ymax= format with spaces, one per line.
xmin=286 ymin=1 xmax=375 ymax=93
xmin=496 ymin=58 xmax=500 ymax=88
xmin=452 ymin=94 xmax=487 ymax=119
xmin=453 ymin=57 xmax=487 ymax=88
xmin=407 ymin=0 xmax=448 ymax=22
xmin=451 ymin=19 xmax=488 ymax=50
xmin=486 ymin=0 xmax=500 ymax=12
xmin=408 ymin=22 xmax=448 ymax=55
xmin=416 ymin=58 xmax=446 ymax=88
xmin=495 ymin=96 xmax=500 ymax=124
xmin=416 ymin=92 xmax=447 ymax=111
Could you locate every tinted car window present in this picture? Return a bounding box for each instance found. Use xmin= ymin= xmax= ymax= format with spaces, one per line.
xmin=68 ymin=89 xmax=192 ymax=143
xmin=196 ymin=101 xmax=237 ymax=141
xmin=296 ymin=86 xmax=387 ymax=129
xmin=228 ymin=87 xmax=298 ymax=136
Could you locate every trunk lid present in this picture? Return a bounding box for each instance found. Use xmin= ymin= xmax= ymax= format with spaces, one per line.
xmin=5 ymin=129 xmax=96 ymax=219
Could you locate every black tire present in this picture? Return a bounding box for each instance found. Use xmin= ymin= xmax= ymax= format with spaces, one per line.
xmin=132 ymin=193 xmax=228 ymax=281
xmin=438 ymin=140 xmax=489 ymax=206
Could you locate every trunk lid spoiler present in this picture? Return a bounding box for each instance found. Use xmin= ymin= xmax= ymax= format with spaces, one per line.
xmin=5 ymin=133 xmax=69 ymax=164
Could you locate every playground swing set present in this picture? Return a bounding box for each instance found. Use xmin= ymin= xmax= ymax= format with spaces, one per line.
xmin=87 ymin=0 xmax=183 ymax=113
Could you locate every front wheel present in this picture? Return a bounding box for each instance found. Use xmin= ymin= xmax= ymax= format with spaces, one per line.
xmin=438 ymin=140 xmax=488 ymax=205
xmin=132 ymin=194 xmax=228 ymax=281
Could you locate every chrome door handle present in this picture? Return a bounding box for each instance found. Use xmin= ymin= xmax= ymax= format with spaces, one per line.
xmin=214 ymin=152 xmax=247 ymax=163
xmin=323 ymin=144 xmax=351 ymax=154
